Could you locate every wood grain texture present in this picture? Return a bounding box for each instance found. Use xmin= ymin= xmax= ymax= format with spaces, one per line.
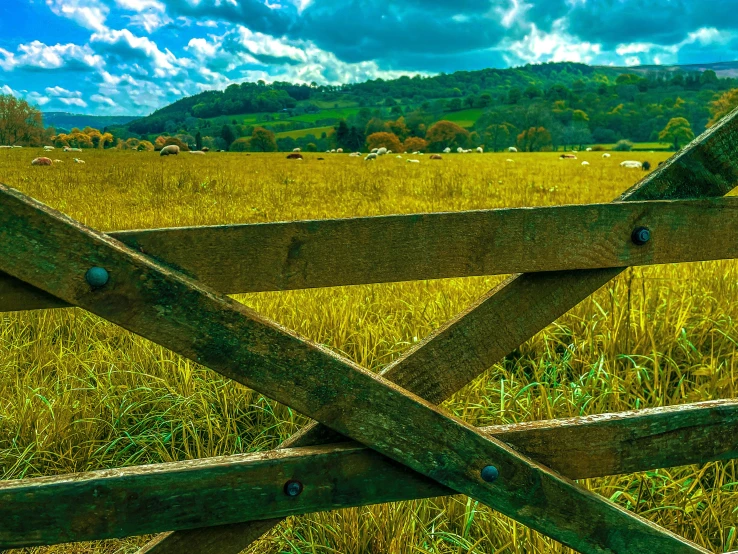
xmin=2 ymin=400 xmax=736 ymax=548
xmin=6 ymin=197 xmax=738 ymax=313
xmin=0 ymin=185 xmax=705 ymax=554
xmin=144 ymin=106 xmax=738 ymax=554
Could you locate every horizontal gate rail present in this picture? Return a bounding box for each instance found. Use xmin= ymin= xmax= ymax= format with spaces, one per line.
xmin=1 ymin=399 xmax=736 ymax=548
xmin=3 ymin=196 xmax=738 ymax=313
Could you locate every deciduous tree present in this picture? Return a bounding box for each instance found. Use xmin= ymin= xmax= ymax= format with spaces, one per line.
xmin=658 ymin=117 xmax=694 ymax=150
xmin=0 ymin=94 xmax=44 ymax=146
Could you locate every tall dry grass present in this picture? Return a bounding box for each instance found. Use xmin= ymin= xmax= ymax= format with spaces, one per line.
xmin=0 ymin=148 xmax=736 ymax=553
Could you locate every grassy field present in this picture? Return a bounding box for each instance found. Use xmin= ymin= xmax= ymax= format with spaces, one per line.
xmin=274 ymin=125 xmax=335 ymax=139
xmin=443 ymin=108 xmax=485 ymax=128
xmin=0 ymin=148 xmax=736 ymax=554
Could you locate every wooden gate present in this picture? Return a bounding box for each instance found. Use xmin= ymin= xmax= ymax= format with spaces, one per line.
xmin=1 ymin=109 xmax=738 ymax=554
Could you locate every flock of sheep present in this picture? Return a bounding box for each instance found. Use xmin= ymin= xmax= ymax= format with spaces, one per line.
xmin=14 ymin=143 xmax=653 ymax=170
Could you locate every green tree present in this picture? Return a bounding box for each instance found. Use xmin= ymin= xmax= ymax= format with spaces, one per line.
xmin=0 ymin=94 xmax=45 ymax=145
xmin=195 ymin=131 xmax=202 ymax=151
xmin=658 ymin=117 xmax=694 ymax=150
xmin=220 ymin=125 xmax=236 ymax=150
xmin=335 ymin=120 xmax=351 ymax=149
xmin=249 ymin=127 xmax=278 ymax=152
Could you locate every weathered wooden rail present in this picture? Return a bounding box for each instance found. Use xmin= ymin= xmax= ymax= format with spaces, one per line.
xmin=1 ymin=107 xmax=738 ymax=554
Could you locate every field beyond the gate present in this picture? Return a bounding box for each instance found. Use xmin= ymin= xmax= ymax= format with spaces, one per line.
xmin=1 ymin=149 xmax=736 ymax=554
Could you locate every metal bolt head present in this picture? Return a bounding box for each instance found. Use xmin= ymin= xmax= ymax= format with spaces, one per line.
xmin=85 ymin=266 xmax=109 ymax=288
xmin=631 ymin=226 xmax=651 ymax=246
xmin=481 ymin=465 xmax=499 ymax=483
xmin=284 ymin=479 xmax=303 ymax=497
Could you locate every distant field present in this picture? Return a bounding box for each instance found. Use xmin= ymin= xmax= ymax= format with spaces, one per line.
xmin=275 ymin=125 xmax=335 ymax=139
xmin=287 ymin=107 xmax=362 ymax=123
xmin=301 ymin=99 xmax=360 ymax=109
xmin=442 ymin=108 xmax=484 ymax=128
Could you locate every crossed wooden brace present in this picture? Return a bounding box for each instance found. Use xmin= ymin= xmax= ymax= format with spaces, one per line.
xmin=1 ymin=109 xmax=738 ymax=554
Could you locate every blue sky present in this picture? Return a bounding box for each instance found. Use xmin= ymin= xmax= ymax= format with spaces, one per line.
xmin=1 ymin=0 xmax=737 ymax=116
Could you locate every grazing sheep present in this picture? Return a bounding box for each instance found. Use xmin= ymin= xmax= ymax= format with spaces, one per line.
xmin=457 ymin=147 xmax=464 ymax=153
xmin=349 ymin=152 xmax=361 ymax=157
xmin=476 ymin=147 xmax=484 ymax=153
xmin=286 ymin=153 xmax=304 ymax=159
xmin=620 ymin=160 xmax=642 ymax=169
xmin=560 ymin=153 xmax=577 ymax=159
xmin=12 ymin=145 xmax=22 ymax=148
xmin=443 ymin=147 xmax=451 ymax=154
xmin=44 ymin=146 xmax=55 ymax=150
xmin=336 ymin=148 xmax=343 ymax=153
xmin=53 ymin=159 xmax=62 ymax=163
xmin=63 ymin=146 xmax=82 ymax=152
xmin=0 ymin=145 xmax=12 ymax=149
xmin=31 ymin=157 xmax=52 ymax=166
xmin=189 ymin=150 xmax=206 ymax=155
xmin=396 ymin=155 xmax=403 ymax=159
xmin=330 ymin=149 xmax=336 ymax=153
xmin=586 ymin=147 xmax=592 ymax=152
xmin=377 ymin=147 xmax=388 ymax=156
xmin=407 ymin=159 xmax=420 ymax=164
xmin=201 ymin=147 xmax=210 ymax=152
xmin=371 ymin=148 xmax=379 ymax=154
xmin=508 ymin=146 xmax=518 ymax=152
xmin=430 ymin=154 xmax=442 ymax=160
xmin=73 ymin=158 xmax=85 ymax=164
xmin=160 ymin=145 xmax=180 ymax=156
xmin=581 ymin=161 xmax=590 ymax=166
xmin=292 ymin=147 xmax=301 ymax=152
xmin=365 ymin=153 xmax=378 ymax=161
xmin=602 ymin=153 xmax=611 ymax=158
xmin=642 ymin=161 xmax=651 ymax=171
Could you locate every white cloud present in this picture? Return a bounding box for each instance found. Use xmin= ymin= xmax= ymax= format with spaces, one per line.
xmin=59 ymin=97 xmax=89 ymax=107
xmin=91 ymin=29 xmax=189 ymax=77
xmin=26 ymin=92 xmax=52 ymax=106
xmin=503 ymin=20 xmax=601 ymax=64
xmin=0 ymin=41 xmax=104 ymax=71
xmin=90 ymin=94 xmax=116 ymax=106
xmin=45 ymin=0 xmax=109 ymax=32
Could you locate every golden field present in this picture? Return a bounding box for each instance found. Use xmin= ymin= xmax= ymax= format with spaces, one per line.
xmin=0 ymin=148 xmax=736 ymax=553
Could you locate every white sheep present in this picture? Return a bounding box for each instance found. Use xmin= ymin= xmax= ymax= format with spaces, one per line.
xmin=336 ymin=148 xmax=343 ymax=153
xmin=189 ymin=151 xmax=205 ymax=155
xmin=73 ymin=158 xmax=85 ymax=164
xmin=508 ymin=146 xmax=518 ymax=152
xmin=620 ymin=160 xmax=642 ymax=169
xmin=457 ymin=147 xmax=464 ymax=153
xmin=377 ymin=147 xmax=388 ymax=156
xmin=407 ymin=159 xmax=420 ymax=164
xmin=581 ymin=161 xmax=590 ymax=166
xmin=602 ymin=153 xmax=611 ymax=158
xmin=371 ymin=148 xmax=379 ymax=154
xmin=586 ymin=147 xmax=592 ymax=152
xmin=476 ymin=147 xmax=484 ymax=153
xmin=365 ymin=153 xmax=378 ymax=161
xmin=293 ymin=147 xmax=301 ymax=152
xmin=443 ymin=147 xmax=451 ymax=154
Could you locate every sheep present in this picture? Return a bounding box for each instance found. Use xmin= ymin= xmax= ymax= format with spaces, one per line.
xmin=476 ymin=147 xmax=484 ymax=153
xmin=377 ymin=147 xmax=388 ymax=156
xmin=508 ymin=146 xmax=518 ymax=152
xmin=201 ymin=147 xmax=210 ymax=152
xmin=581 ymin=161 xmax=590 ymax=166
xmin=602 ymin=153 xmax=611 ymax=158
xmin=336 ymin=148 xmax=343 ymax=153
xmin=286 ymin=153 xmax=304 ymax=159
xmin=31 ymin=157 xmax=52 ymax=166
xmin=12 ymin=145 xmax=22 ymax=148
xmin=586 ymin=147 xmax=592 ymax=152
xmin=0 ymin=145 xmax=12 ymax=149
xmin=73 ymin=158 xmax=85 ymax=164
xmin=160 ymin=145 xmax=180 ymax=156
xmin=189 ymin=151 xmax=206 ymax=155
xmin=349 ymin=152 xmax=361 ymax=157
xmin=430 ymin=154 xmax=442 ymax=160
xmin=330 ymin=149 xmax=336 ymax=153
xmin=293 ymin=147 xmax=301 ymax=152
xmin=443 ymin=147 xmax=451 ymax=154
xmin=53 ymin=159 xmax=62 ymax=163
xmin=396 ymin=155 xmax=403 ymax=159
xmin=371 ymin=148 xmax=379 ymax=154
xmin=365 ymin=153 xmax=378 ymax=161
xmin=642 ymin=161 xmax=652 ymax=171
xmin=620 ymin=160 xmax=642 ymax=169
xmin=457 ymin=147 xmax=464 ymax=153
xmin=44 ymin=146 xmax=55 ymax=150
xmin=407 ymin=159 xmax=420 ymax=164
xmin=560 ymin=153 xmax=577 ymax=159
xmin=63 ymin=146 xmax=82 ymax=152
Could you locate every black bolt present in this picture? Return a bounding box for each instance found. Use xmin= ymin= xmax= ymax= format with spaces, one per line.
xmin=85 ymin=266 xmax=109 ymax=288
xmin=481 ymin=465 xmax=499 ymax=483
xmin=284 ymin=479 xmax=303 ymax=497
xmin=631 ymin=226 xmax=651 ymax=246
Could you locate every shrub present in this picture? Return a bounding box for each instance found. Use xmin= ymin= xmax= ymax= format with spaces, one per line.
xmin=613 ymin=139 xmax=633 ymax=151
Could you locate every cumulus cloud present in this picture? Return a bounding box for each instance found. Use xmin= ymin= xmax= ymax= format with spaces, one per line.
xmin=45 ymin=0 xmax=109 ymax=31
xmin=0 ymin=41 xmax=103 ymax=72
